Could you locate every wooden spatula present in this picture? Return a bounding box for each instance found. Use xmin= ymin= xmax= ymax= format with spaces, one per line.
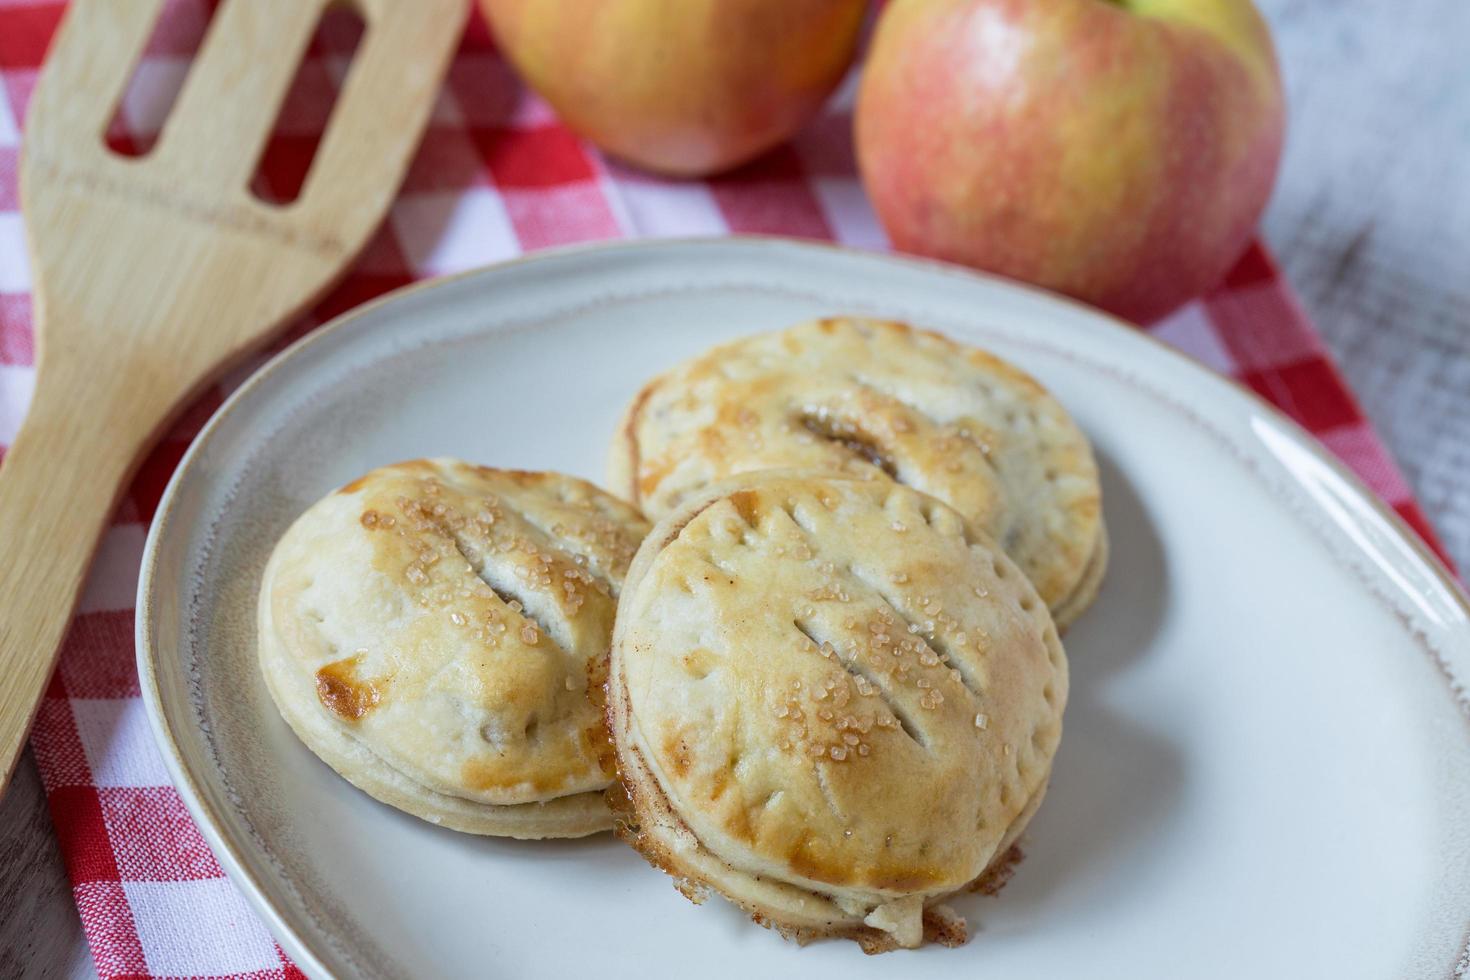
xmin=0 ymin=0 xmax=466 ymax=790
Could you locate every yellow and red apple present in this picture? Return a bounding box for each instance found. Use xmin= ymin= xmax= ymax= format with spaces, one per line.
xmin=481 ymin=0 xmax=869 ymax=177
xmin=857 ymin=0 xmax=1285 ymax=322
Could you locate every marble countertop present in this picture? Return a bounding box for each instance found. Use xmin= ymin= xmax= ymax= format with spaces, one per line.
xmin=3 ymin=0 xmax=1465 ymax=975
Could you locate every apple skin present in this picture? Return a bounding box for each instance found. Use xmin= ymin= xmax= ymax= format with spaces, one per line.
xmin=481 ymin=0 xmax=868 ymax=177
xmin=856 ymin=0 xmax=1285 ymax=323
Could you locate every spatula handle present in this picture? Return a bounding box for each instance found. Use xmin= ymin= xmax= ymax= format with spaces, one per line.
xmin=0 ymin=352 xmax=175 ymax=790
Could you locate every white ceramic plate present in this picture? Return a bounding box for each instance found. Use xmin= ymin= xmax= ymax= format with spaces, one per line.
xmin=139 ymin=238 xmax=1470 ymax=979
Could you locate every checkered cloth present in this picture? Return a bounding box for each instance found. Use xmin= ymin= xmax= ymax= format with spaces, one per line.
xmin=0 ymin=1 xmax=1451 ymax=977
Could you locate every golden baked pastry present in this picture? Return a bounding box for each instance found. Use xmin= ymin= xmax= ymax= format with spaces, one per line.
xmin=608 ymin=317 xmax=1106 ymax=628
xmin=608 ymin=471 xmax=1067 ymax=950
xmin=258 ymin=459 xmax=649 ymax=838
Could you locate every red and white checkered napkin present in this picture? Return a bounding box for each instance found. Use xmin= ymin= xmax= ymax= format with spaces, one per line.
xmin=0 ymin=2 xmax=1452 ymax=977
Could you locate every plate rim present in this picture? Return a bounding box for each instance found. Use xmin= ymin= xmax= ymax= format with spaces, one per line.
xmin=134 ymin=235 xmax=1470 ymax=979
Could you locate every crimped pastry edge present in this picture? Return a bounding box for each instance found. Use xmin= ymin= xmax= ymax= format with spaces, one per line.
xmin=1052 ymin=521 xmax=1110 ymax=633
xmin=256 ymin=489 xmax=614 ymax=840
xmin=605 ymin=318 xmax=1107 ymax=626
xmin=606 ymin=471 xmax=1057 ymax=948
xmin=606 ymin=370 xmax=655 ymax=508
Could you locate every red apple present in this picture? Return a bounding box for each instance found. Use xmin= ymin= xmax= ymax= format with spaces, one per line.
xmin=856 ymin=0 xmax=1285 ymax=323
xmin=481 ymin=0 xmax=869 ymax=177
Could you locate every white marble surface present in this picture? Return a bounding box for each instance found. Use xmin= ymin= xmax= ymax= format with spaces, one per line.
xmin=2 ymin=1 xmax=1465 ymax=974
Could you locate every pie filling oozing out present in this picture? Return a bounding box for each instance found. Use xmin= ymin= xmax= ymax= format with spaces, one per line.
xmin=608 ymin=472 xmax=1068 ymax=950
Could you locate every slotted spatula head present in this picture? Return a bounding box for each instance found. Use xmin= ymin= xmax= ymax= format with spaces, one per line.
xmin=22 ymin=0 xmax=465 ymax=369
xmin=0 ymin=0 xmax=466 ymax=791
